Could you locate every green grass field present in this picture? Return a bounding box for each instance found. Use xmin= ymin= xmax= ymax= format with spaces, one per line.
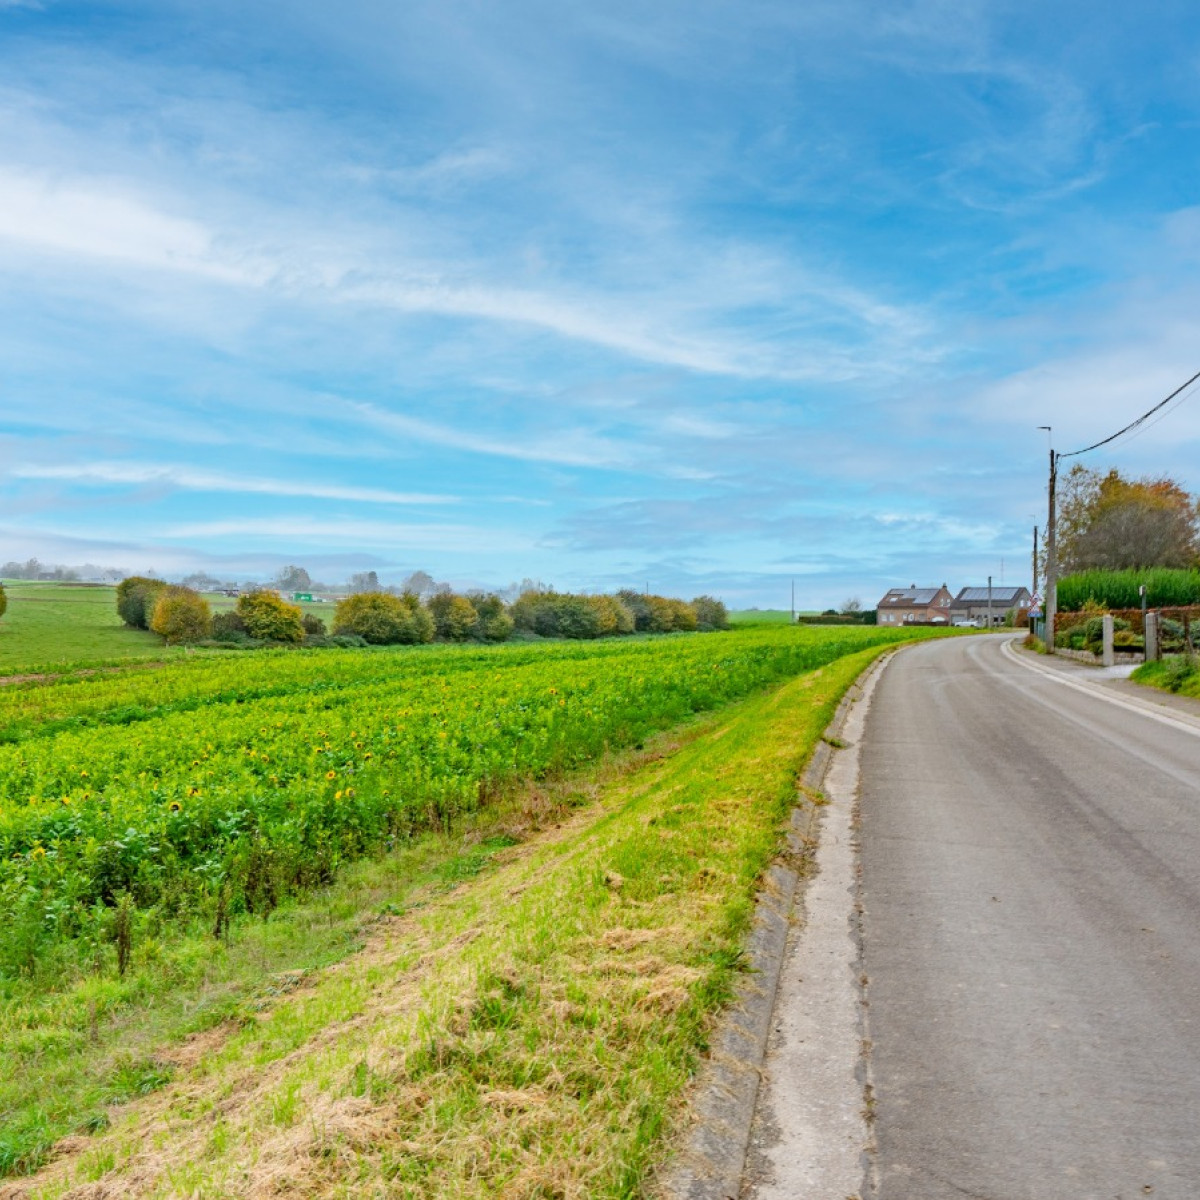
xmin=0 ymin=583 xmax=352 ymax=676
xmin=0 ymin=582 xmax=174 ymax=674
xmin=728 ymin=608 xmax=796 ymax=624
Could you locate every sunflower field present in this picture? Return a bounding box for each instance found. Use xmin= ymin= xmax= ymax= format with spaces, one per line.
xmin=0 ymin=625 xmax=935 ymax=978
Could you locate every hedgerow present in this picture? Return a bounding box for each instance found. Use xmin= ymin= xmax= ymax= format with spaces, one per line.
xmin=1057 ymin=568 xmax=1200 ymax=611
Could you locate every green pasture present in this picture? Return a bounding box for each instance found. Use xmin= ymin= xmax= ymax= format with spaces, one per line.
xmin=728 ymin=609 xmax=796 ymax=625
xmin=0 ymin=582 xmax=174 ymax=674
xmin=0 ymin=583 xmax=339 ymax=675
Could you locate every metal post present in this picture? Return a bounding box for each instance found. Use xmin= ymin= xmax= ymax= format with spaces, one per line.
xmin=987 ymin=575 xmax=993 ymax=629
xmin=1045 ymin=448 xmax=1058 ymax=654
xmin=1032 ymin=525 xmax=1038 ymax=596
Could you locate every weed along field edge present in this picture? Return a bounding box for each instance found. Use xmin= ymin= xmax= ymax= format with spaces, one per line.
xmin=0 ymin=627 xmax=948 ymax=1196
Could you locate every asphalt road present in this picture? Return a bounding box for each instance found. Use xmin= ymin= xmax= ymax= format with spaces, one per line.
xmin=860 ymin=635 xmax=1200 ymax=1200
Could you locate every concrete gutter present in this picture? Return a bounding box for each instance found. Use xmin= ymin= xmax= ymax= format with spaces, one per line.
xmin=661 ymin=651 xmax=893 ymax=1200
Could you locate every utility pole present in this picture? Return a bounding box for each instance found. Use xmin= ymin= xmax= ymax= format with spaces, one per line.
xmin=987 ymin=574 xmax=993 ymax=630
xmin=1032 ymin=525 xmax=1039 ymax=636
xmin=1045 ymin=446 xmax=1059 ymax=654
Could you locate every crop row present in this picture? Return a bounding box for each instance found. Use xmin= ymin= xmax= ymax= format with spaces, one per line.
xmin=0 ymin=626 xmax=934 ymax=977
xmin=0 ymin=634 xmax=805 ymax=739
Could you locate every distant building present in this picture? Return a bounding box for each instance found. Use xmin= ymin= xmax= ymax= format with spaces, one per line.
xmin=876 ymin=584 xmax=954 ymax=625
xmin=950 ymin=585 xmax=1032 ymax=627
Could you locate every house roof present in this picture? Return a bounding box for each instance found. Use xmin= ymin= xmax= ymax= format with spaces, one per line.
xmin=880 ymin=586 xmax=946 ymax=606
xmin=952 ymin=586 xmax=1030 ymax=604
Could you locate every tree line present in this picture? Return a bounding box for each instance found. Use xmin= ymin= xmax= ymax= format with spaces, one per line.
xmin=115 ymin=578 xmax=729 ymax=647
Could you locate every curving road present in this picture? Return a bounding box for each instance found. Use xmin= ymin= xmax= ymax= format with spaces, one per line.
xmin=859 ymin=634 xmax=1200 ymax=1199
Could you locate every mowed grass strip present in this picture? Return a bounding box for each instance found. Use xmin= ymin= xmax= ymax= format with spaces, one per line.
xmin=2 ymin=646 xmax=887 ymax=1200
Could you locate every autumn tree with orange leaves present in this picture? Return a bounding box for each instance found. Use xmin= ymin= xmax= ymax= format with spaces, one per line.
xmin=1058 ymin=465 xmax=1200 ymax=573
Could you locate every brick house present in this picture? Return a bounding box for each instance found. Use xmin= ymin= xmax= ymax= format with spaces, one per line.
xmin=949 ymin=585 xmax=1032 ymax=627
xmin=876 ymin=584 xmax=954 ymax=625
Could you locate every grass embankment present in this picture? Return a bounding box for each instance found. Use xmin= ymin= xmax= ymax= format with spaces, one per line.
xmin=0 ymin=645 xmax=889 ymax=1198
xmin=1131 ymin=655 xmax=1200 ymax=698
xmin=0 ymin=584 xmax=173 ymax=675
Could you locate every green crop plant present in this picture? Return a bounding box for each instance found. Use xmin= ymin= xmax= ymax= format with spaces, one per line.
xmin=0 ymin=625 xmax=948 ymax=989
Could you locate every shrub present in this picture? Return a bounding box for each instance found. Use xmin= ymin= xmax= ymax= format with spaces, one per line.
xmin=211 ymin=610 xmax=250 ymax=640
xmin=511 ymin=590 xmax=558 ymax=637
xmin=618 ymin=591 xmax=698 ymax=633
xmin=301 ymin=613 xmax=327 ymax=637
xmin=468 ymin=593 xmax=515 ymax=642
xmin=333 ymin=591 xmax=434 ymax=645
xmin=327 ymin=632 xmax=368 ymax=648
xmin=1159 ymin=617 xmax=1186 ymax=650
xmin=115 ymin=576 xmax=166 ymax=629
xmin=666 ymin=598 xmax=698 ymax=631
xmin=1081 ymin=615 xmax=1130 ymax=644
xmin=588 ymin=594 xmax=635 ymax=636
xmin=0 ymin=583 xmax=6 ymax=620
xmin=149 ymin=586 xmax=212 ymax=645
xmin=427 ymin=592 xmax=479 ymax=642
xmin=616 ymin=589 xmax=652 ymax=631
xmin=1162 ymin=652 xmax=1199 ymax=692
xmin=512 ymin=589 xmax=693 ymax=639
xmin=236 ymin=590 xmax=305 ymax=644
xmin=692 ymin=595 xmax=729 ymax=631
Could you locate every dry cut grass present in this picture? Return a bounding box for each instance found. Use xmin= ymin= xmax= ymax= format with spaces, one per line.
xmin=2 ymin=647 xmax=888 ymax=1199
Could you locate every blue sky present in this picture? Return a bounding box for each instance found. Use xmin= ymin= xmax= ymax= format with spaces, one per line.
xmin=3 ymin=0 xmax=1200 ymax=607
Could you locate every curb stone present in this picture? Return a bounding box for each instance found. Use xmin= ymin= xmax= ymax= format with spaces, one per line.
xmin=660 ymin=650 xmax=895 ymax=1200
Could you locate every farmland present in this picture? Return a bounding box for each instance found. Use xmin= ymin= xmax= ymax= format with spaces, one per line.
xmin=0 ymin=620 xmax=949 ymax=1189
xmin=0 ymin=583 xmax=173 ymax=673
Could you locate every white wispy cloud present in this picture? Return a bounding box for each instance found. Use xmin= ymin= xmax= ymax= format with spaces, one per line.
xmin=344 ymin=402 xmax=634 ymax=469
xmin=162 ymin=517 xmax=534 ymax=553
xmin=0 ymin=152 xmax=940 ymax=382
xmin=0 ymin=168 xmax=250 ymax=281
xmin=12 ymin=461 xmax=457 ymax=505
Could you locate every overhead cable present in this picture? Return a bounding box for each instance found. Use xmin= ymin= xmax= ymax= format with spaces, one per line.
xmin=1058 ymin=369 xmax=1200 ymax=460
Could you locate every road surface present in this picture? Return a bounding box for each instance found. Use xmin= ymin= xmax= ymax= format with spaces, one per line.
xmin=858 ymin=634 xmax=1200 ymax=1199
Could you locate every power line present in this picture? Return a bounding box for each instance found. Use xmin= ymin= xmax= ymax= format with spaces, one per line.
xmin=1058 ymin=369 xmax=1200 ymax=460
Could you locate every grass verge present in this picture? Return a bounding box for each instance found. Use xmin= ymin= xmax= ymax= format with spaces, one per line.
xmin=2 ymin=645 xmax=889 ymax=1199
xmin=1131 ymin=653 xmax=1200 ymax=696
